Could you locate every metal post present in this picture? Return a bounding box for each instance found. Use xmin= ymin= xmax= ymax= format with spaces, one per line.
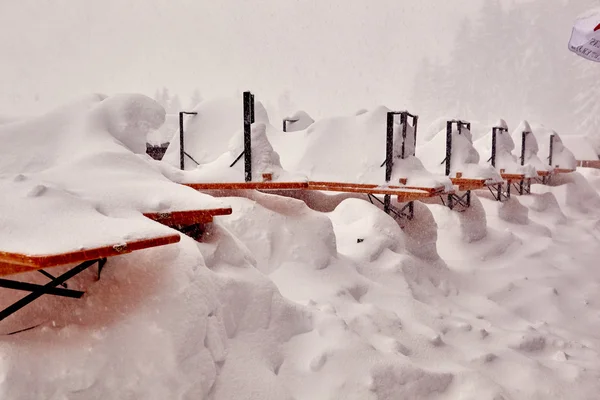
xmin=243 ymin=91 xmax=252 ymax=182
xmin=491 ymin=128 xmax=497 ymax=168
xmin=520 ymin=131 xmax=527 ymax=195
xmin=385 ymin=112 xmax=394 ymax=182
xmin=549 ymin=134 xmax=555 ymax=167
xmin=413 ymin=115 xmax=418 ymax=157
xmin=250 ymin=94 xmax=255 ymax=123
xmin=400 ymin=113 xmax=407 ymax=159
xmin=445 ymin=121 xmax=452 ymax=176
xmin=521 ymin=132 xmax=527 ymax=166
xmin=179 ymin=111 xmax=185 ymax=170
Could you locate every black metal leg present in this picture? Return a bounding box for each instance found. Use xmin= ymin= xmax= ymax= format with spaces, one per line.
xmin=384 ymin=195 xmax=391 ymax=214
xmin=0 ymin=279 xmax=83 ymax=298
xmin=97 ymin=258 xmax=107 ymax=280
xmin=0 ymin=259 xmax=98 ymax=322
xmin=38 ymin=270 xmax=68 ymax=288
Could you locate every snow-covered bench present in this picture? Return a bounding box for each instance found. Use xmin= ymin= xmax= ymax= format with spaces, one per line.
xmin=143 ymin=208 xmax=233 ymax=240
xmin=0 ymin=233 xmax=180 ymax=324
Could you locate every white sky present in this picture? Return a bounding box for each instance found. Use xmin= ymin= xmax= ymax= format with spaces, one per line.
xmin=1 ymin=0 xmax=513 ymax=118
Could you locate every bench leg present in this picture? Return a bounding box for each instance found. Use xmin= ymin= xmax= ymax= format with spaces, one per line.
xmin=0 ymin=259 xmax=99 ymax=322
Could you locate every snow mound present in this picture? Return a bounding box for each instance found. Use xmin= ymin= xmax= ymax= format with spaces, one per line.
xmin=162 ymin=96 xmax=270 ymax=168
xmin=328 ymin=198 xmax=404 ymax=262
xmin=0 ymin=94 xmax=225 ymax=252
xmin=177 ymin=122 xmax=305 ymax=183
xmin=474 ymin=125 xmax=537 ymax=177
xmin=284 ymin=110 xmax=314 ymax=132
xmin=419 ymin=122 xmax=501 ymax=181
xmin=92 ymin=93 xmax=166 ymax=154
xmin=511 ymin=120 xmax=553 ymax=173
xmin=529 ymin=124 xmax=577 ymax=170
xmin=280 ymin=106 xmax=451 ymax=188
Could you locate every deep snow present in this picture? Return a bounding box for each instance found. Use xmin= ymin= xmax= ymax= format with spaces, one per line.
xmin=1 ymin=95 xmax=600 ymax=400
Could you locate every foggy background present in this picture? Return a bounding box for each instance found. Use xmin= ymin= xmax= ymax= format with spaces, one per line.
xmin=0 ymin=0 xmax=597 ymax=135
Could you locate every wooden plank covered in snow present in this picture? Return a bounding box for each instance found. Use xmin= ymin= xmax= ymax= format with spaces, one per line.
xmin=450 ymin=177 xmax=489 ymax=191
xmin=143 ymin=208 xmax=233 ymax=226
xmin=0 ymin=234 xmax=181 ymax=276
xmin=305 ymin=182 xmax=435 ymax=202
xmin=183 ymin=181 xmax=309 ymax=190
xmin=501 ymin=173 xmax=526 ymax=181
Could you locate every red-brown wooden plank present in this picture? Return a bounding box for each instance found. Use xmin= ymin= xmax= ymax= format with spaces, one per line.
xmin=143 ymin=208 xmax=233 ymax=226
xmin=501 ymin=173 xmax=525 ymax=181
xmin=0 ymin=234 xmax=181 ymax=271
xmin=183 ymin=181 xmax=309 ymax=190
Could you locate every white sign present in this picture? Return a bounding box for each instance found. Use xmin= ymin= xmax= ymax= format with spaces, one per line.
xmin=569 ymin=8 xmax=600 ymax=62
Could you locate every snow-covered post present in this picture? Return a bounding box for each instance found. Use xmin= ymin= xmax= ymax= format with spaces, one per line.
xmin=445 ymin=121 xmax=453 ymax=176
xmin=250 ymin=94 xmax=255 ymax=124
xmin=549 ymin=134 xmax=555 ymax=168
xmin=384 ymin=112 xmax=394 ymax=213
xmin=400 ymin=112 xmax=408 ymax=160
xmin=179 ymin=112 xmax=184 ymax=170
xmin=178 ymin=111 xmax=198 ymax=170
xmin=243 ymin=91 xmax=253 ymax=182
xmin=490 ymin=126 xmax=508 ymax=168
xmin=520 ymin=130 xmax=530 ymax=194
xmin=412 ymin=115 xmax=419 ymax=157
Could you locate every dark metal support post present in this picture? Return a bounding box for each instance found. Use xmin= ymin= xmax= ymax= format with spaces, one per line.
xmin=243 ymin=91 xmax=253 ymax=182
xmin=549 ymin=134 xmax=555 ymax=168
xmin=385 ymin=112 xmax=394 ymax=183
xmin=0 ymin=259 xmax=100 ymax=322
xmin=179 ymin=112 xmax=185 ymax=170
xmin=491 ymin=128 xmax=498 ymax=168
xmin=521 ymin=132 xmax=527 ymax=166
xmin=384 ymin=112 xmax=394 ymax=213
xmin=178 ymin=111 xmax=199 ymax=170
xmin=445 ymin=121 xmax=452 ymax=176
xmin=250 ymin=94 xmax=255 ymax=123
xmin=520 ymin=131 xmax=527 ymax=195
xmin=413 ymin=116 xmax=419 ymax=156
xmin=401 ymin=113 xmax=407 ymax=159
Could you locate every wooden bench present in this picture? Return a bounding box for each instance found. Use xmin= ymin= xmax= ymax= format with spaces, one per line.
xmin=143 ymin=208 xmax=233 ymax=241
xmin=143 ymin=208 xmax=232 ymax=226
xmin=0 ymin=233 xmax=180 ymax=323
xmin=183 ymin=178 xmax=442 ymax=203
xmin=450 ymin=177 xmax=489 ymax=191
xmin=305 ymin=181 xmax=434 ymax=202
xmin=500 ymin=173 xmax=526 ymax=182
xmin=183 ymin=181 xmax=309 ymax=191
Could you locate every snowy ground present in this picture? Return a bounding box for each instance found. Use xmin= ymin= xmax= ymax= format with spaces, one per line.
xmin=1 ymin=95 xmax=600 ymax=399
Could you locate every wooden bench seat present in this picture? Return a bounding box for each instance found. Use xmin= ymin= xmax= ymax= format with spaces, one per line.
xmin=182 ymin=179 xmax=444 ymax=203
xmin=183 ymin=181 xmax=309 ymax=191
xmin=0 ymin=233 xmax=181 ymax=324
xmin=500 ymin=173 xmax=526 ymax=181
xmin=304 ymin=181 xmax=442 ymax=203
xmin=0 ymin=234 xmax=180 ymax=274
xmin=143 ymin=208 xmax=232 ymax=226
xmin=450 ymin=177 xmax=489 ymax=191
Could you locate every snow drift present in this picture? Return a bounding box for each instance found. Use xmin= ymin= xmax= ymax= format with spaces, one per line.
xmin=1 ymin=94 xmax=600 ymax=400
